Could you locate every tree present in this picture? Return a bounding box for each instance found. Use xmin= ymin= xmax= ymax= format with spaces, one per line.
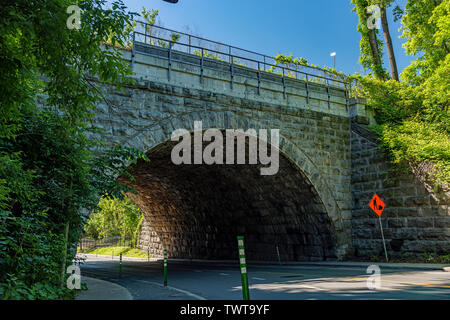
xmin=84 ymin=195 xmax=143 ymax=244
xmin=351 ymin=0 xmax=387 ymax=79
xmin=0 ymin=0 xmax=148 ymax=299
xmin=377 ymin=0 xmax=400 ymax=80
xmin=107 ymin=7 xmax=180 ymax=49
xmin=140 ymin=8 xmax=181 ymax=48
xmin=354 ymin=0 xmax=449 ymax=184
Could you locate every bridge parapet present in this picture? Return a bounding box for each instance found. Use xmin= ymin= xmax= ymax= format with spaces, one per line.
xmin=132 ymin=22 xmax=347 ymax=87
xmin=124 ymin=44 xmax=349 ymax=119
xmin=118 ymin=23 xmax=352 ymax=120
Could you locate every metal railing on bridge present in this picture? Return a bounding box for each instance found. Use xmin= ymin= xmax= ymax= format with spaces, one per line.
xmin=131 ymin=22 xmax=350 ymax=101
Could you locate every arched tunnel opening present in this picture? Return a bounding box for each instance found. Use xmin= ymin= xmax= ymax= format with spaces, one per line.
xmin=119 ymin=135 xmax=337 ymax=262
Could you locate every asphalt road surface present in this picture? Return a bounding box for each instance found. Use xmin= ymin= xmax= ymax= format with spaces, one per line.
xmin=78 ymin=255 xmax=450 ymax=300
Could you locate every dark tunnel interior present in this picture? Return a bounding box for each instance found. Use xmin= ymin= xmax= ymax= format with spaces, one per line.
xmin=120 ymin=136 xmax=337 ymax=262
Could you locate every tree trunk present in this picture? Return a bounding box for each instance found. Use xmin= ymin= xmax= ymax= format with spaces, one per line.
xmin=380 ymin=5 xmax=399 ymax=81
xmin=365 ymin=10 xmax=384 ymax=79
xmin=60 ymin=222 xmax=70 ymax=288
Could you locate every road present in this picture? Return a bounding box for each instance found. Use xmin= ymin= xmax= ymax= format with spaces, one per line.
xmin=78 ymin=255 xmax=450 ymax=300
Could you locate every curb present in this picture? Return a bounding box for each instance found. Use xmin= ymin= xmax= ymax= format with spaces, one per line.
xmin=262 ymin=261 xmax=449 ymax=271
xmin=135 ymin=280 xmax=207 ymax=300
xmin=76 ymin=276 xmax=133 ymax=300
xmin=163 ymin=258 xmax=449 ymax=271
xmin=78 ymin=254 xmax=449 ymax=272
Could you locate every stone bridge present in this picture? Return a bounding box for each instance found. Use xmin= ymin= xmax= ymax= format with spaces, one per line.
xmin=89 ymin=37 xmax=449 ymax=261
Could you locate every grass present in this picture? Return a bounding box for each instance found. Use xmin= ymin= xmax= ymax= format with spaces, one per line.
xmin=84 ymin=246 xmax=149 ymax=258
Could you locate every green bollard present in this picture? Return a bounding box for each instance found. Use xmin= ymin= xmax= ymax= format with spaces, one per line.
xmin=163 ymin=250 xmax=168 ymax=286
xmin=119 ymin=253 xmax=122 ymax=277
xmin=237 ymin=236 xmax=250 ymax=300
xmin=276 ymin=245 xmax=282 ymax=266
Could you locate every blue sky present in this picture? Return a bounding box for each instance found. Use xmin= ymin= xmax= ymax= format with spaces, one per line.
xmin=120 ymin=0 xmax=414 ymax=76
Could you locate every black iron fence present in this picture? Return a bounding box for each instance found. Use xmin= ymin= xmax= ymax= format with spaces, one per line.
xmin=78 ymin=235 xmax=134 ymax=252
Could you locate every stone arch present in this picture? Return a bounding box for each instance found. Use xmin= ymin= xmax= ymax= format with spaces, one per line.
xmin=122 ymin=110 xmax=347 ymax=259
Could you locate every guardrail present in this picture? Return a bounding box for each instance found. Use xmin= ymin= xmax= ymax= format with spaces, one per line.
xmin=131 ymin=21 xmax=350 ymax=101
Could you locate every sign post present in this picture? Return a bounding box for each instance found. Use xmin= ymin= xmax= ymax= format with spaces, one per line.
xmin=276 ymin=245 xmax=282 ymax=266
xmin=369 ymin=193 xmax=388 ymax=263
xmin=119 ymin=253 xmax=122 ymax=277
xmin=163 ymin=249 xmax=168 ymax=286
xmin=237 ymin=236 xmax=250 ymax=300
xmin=378 ymin=216 xmax=388 ymax=263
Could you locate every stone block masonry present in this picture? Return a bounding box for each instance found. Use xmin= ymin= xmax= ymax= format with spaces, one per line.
xmin=351 ymin=122 xmax=450 ymax=258
xmin=86 ymin=44 xmax=448 ymax=261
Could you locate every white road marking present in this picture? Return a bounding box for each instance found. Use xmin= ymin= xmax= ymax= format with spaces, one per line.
xmin=219 ymin=273 xmax=229 ymax=276
xmin=248 ymin=283 xmax=324 ymax=292
xmin=136 ymin=280 xmax=206 ymax=300
xmin=297 ymin=284 xmax=324 ymax=290
xmin=252 ymin=277 xmax=266 ymax=281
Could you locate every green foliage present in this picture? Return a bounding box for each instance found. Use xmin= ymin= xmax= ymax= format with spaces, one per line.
xmin=353 ymin=0 xmax=449 ymax=184
xmin=392 ymin=5 xmax=404 ymax=22
xmin=133 ymin=214 xmax=144 ymax=247
xmin=86 ymin=246 xmax=149 ymax=258
xmin=355 ymin=74 xmax=449 ymax=183
xmin=424 ymin=251 xmax=450 ymax=263
xmin=266 ymin=53 xmax=350 ymax=85
xmin=141 ymin=8 xmax=159 ymax=27
xmin=399 ymin=0 xmax=448 ymax=85
xmin=354 ymin=76 xmax=423 ymax=124
xmin=0 ymin=0 xmax=149 ymax=299
xmin=140 ymin=8 xmax=180 ymax=48
xmin=193 ymin=49 xmax=225 ymax=61
xmin=267 ymin=53 xmax=309 ymax=73
xmin=84 ymin=195 xmax=143 ymax=243
xmin=83 ymin=210 xmax=102 ymax=240
xmin=107 ymin=8 xmax=180 ymax=49
xmin=441 ymin=254 xmax=450 ymax=263
xmin=381 ymin=119 xmax=449 ymax=182
xmin=158 ymin=32 xmax=181 ymax=49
